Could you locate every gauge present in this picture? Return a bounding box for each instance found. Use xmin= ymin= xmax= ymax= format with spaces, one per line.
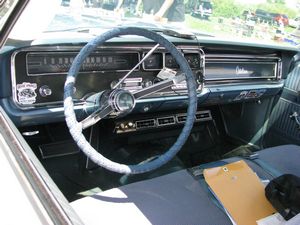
xmin=165 ymin=54 xmax=179 ymax=69
xmin=143 ymin=53 xmax=163 ymax=70
xmin=184 ymin=53 xmax=200 ymax=69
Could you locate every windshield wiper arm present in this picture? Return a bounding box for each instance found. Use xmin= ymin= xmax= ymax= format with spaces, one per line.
xmin=161 ymin=29 xmax=197 ymax=40
xmin=148 ymin=27 xmax=214 ymax=39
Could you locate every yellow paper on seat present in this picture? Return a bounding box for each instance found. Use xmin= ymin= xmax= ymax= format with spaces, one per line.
xmin=203 ymin=160 xmax=276 ymax=225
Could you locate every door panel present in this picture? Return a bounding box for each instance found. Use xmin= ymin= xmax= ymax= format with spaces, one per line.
xmin=265 ymin=63 xmax=300 ymax=146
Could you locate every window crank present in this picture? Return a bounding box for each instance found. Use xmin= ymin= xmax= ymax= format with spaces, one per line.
xmin=290 ymin=112 xmax=300 ymax=130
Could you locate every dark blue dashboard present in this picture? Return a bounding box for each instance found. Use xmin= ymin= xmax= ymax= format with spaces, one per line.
xmin=0 ymin=37 xmax=297 ymax=127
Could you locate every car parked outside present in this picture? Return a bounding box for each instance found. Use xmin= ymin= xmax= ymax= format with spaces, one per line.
xmin=190 ymin=0 xmax=212 ymax=20
xmin=242 ymin=10 xmax=255 ymax=21
xmin=255 ymin=9 xmax=274 ymax=25
xmin=272 ymin=13 xmax=289 ymax=26
xmin=289 ymin=17 xmax=300 ymax=28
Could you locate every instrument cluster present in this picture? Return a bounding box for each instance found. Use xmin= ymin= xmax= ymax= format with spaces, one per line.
xmin=143 ymin=52 xmax=202 ymax=70
xmin=12 ymin=46 xmax=204 ymax=108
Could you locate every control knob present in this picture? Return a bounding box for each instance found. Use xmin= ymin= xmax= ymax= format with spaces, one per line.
xmin=39 ymin=85 xmax=52 ymax=97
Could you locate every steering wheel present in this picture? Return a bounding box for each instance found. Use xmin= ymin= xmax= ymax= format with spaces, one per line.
xmin=64 ymin=27 xmax=198 ymax=174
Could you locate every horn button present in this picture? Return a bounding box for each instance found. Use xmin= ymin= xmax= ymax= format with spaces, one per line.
xmin=109 ymin=89 xmax=136 ymax=113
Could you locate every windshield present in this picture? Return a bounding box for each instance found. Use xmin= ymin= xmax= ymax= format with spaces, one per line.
xmin=4 ymin=0 xmax=300 ymax=48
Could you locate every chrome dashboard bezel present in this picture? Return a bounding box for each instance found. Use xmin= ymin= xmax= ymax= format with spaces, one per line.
xmin=142 ymin=49 xmax=204 ymax=71
xmin=11 ymin=45 xmax=205 ymax=110
xmin=205 ymin=54 xmax=282 ymax=81
xmin=25 ymin=51 xmax=141 ymax=76
xmin=11 ymin=45 xmax=282 ymax=111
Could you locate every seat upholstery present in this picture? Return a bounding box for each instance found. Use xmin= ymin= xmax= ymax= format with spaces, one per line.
xmin=223 ymin=145 xmax=300 ymax=180
xmin=71 ymin=170 xmax=232 ymax=225
xmin=71 ymin=145 xmax=300 ymax=225
xmin=256 ymin=145 xmax=300 ymax=177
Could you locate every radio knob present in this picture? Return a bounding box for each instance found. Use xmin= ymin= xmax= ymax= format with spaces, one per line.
xmin=120 ymin=123 xmax=126 ymax=129
xmin=39 ymin=85 xmax=52 ymax=97
xmin=128 ymin=122 xmax=134 ymax=128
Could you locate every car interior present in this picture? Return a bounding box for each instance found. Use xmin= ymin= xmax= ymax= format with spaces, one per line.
xmin=1 ymin=1 xmax=300 ymax=224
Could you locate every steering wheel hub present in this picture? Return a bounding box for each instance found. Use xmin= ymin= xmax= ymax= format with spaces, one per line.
xmin=109 ymin=89 xmax=136 ymax=113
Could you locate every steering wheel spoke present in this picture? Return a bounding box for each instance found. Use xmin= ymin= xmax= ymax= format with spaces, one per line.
xmin=80 ymin=104 xmax=114 ymax=129
xmin=133 ymin=73 xmax=186 ymax=99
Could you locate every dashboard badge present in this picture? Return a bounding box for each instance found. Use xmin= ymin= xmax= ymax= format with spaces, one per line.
xmin=16 ymin=82 xmax=37 ymax=105
xmin=236 ymin=66 xmax=250 ymax=75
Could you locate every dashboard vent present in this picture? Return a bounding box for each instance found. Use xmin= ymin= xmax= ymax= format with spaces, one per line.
xmin=176 ymin=111 xmax=212 ymax=123
xmin=116 ymin=110 xmax=212 ymax=133
xmin=157 ymin=116 xmax=175 ymax=126
xmin=136 ymin=119 xmax=156 ymax=129
xmin=195 ymin=111 xmax=212 ymax=121
xmin=176 ymin=114 xmax=187 ymax=123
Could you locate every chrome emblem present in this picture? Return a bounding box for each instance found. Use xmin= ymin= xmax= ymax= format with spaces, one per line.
xmin=236 ymin=66 xmax=250 ymax=75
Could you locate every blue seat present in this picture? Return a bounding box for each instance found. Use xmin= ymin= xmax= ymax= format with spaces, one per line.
xmin=71 ymin=145 xmax=300 ymax=225
xmin=223 ymin=145 xmax=300 ymax=179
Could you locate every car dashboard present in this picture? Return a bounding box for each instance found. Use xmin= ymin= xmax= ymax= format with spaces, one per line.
xmin=1 ymin=37 xmax=296 ymax=128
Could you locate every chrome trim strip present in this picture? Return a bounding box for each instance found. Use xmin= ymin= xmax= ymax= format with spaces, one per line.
xmin=11 ymin=50 xmax=20 ymax=109
xmin=205 ymin=54 xmax=280 ymax=60
xmin=136 ymin=87 xmax=210 ymax=103
xmin=205 ymin=77 xmax=277 ymax=81
xmin=11 ymin=45 xmax=202 ymax=52
xmin=206 ymin=81 xmax=284 ymax=91
xmin=199 ymin=48 xmax=206 ymax=81
xmin=206 ymin=61 xmax=278 ymax=64
xmin=277 ymin=58 xmax=282 ymax=80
